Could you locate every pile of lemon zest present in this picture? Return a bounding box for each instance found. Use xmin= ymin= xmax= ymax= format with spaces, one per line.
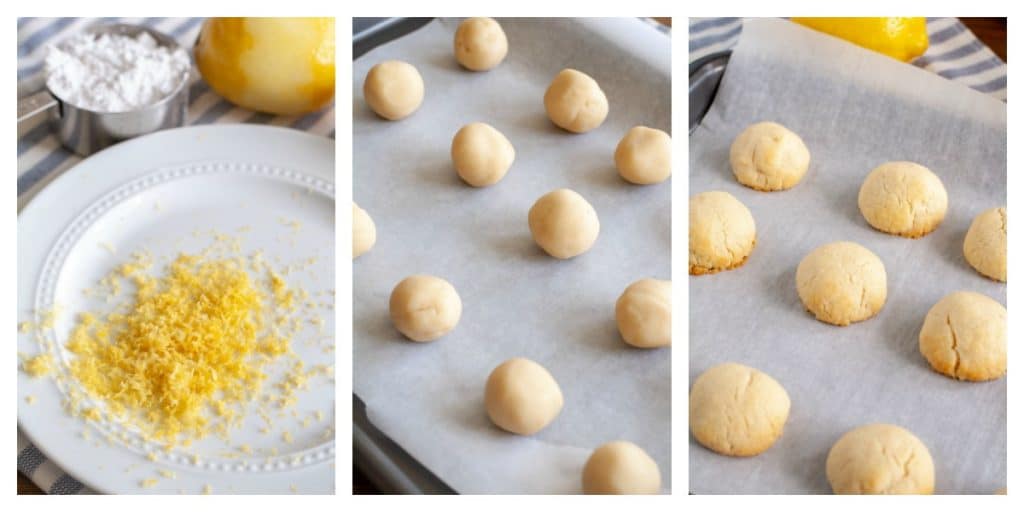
xmin=23 ymin=354 xmax=54 ymax=377
xmin=18 ymin=321 xmax=34 ymax=333
xmin=140 ymin=478 xmax=158 ymax=488
xmin=238 ymin=444 xmax=253 ymax=455
xmin=147 ymin=452 xmax=158 ymax=462
xmin=159 ymin=469 xmax=177 ymax=479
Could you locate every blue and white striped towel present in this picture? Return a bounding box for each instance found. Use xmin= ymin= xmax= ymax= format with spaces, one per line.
xmin=16 ymin=16 xmax=335 ymax=495
xmin=689 ymin=17 xmax=1007 ymax=101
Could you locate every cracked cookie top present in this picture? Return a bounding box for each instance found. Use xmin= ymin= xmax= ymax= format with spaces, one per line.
xmin=729 ymin=121 xmax=811 ymax=192
xmin=858 ymin=161 xmax=948 ymax=238
xmin=689 ymin=191 xmax=757 ymax=275
xmin=796 ymin=241 xmax=887 ymax=326
xmin=689 ymin=362 xmax=790 ymax=457
xmin=827 ymin=423 xmax=935 ymax=495
xmin=919 ymin=290 xmax=1006 ymax=382
xmin=963 ymin=206 xmax=1007 ymax=282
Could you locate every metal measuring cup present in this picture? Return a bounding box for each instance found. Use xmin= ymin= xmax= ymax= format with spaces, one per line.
xmin=16 ymin=23 xmax=191 ymax=157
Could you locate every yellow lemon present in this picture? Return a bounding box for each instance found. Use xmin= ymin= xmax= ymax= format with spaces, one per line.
xmin=196 ymin=17 xmax=335 ymax=115
xmin=791 ymin=17 xmax=929 ymax=62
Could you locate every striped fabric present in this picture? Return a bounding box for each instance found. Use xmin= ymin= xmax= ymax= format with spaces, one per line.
xmin=689 ymin=17 xmax=1007 ymax=101
xmin=16 ymin=17 xmax=335 ymax=495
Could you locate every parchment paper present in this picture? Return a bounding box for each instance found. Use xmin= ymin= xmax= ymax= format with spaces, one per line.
xmin=353 ymin=18 xmax=671 ymax=494
xmin=690 ymin=18 xmax=1006 ymax=494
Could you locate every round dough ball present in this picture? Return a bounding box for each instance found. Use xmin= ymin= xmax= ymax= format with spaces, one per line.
xmin=729 ymin=122 xmax=810 ymax=191
xmin=352 ymin=202 xmax=376 ymax=259
xmin=963 ymin=206 xmax=1007 ymax=282
xmin=689 ymin=363 xmax=790 ymax=456
xmin=615 ymin=278 xmax=671 ymax=348
xmin=484 ymin=358 xmax=563 ymax=435
xmin=796 ymin=241 xmax=887 ymax=326
xmin=363 ymin=60 xmax=424 ymax=121
xmin=450 ymin=122 xmax=515 ymax=187
xmin=528 ymin=188 xmax=600 ymax=259
xmin=919 ymin=291 xmax=1006 ymax=381
xmin=543 ymin=69 xmax=609 ymax=133
xmin=615 ymin=126 xmax=671 ymax=185
xmin=453 ymin=17 xmax=508 ymax=71
xmin=858 ymin=161 xmax=948 ymax=238
xmin=389 ymin=275 xmax=461 ymax=342
xmin=826 ymin=424 xmax=935 ymax=495
xmin=689 ymin=191 xmax=756 ymax=275
xmin=582 ymin=441 xmax=661 ymax=494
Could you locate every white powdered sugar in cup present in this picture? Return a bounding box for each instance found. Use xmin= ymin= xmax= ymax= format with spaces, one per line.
xmin=45 ymin=31 xmax=192 ymax=113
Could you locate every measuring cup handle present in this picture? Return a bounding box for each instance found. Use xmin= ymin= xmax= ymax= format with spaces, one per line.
xmin=17 ymin=90 xmax=58 ymax=124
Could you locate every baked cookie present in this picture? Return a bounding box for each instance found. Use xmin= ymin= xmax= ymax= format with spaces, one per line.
xmin=919 ymin=291 xmax=1006 ymax=381
xmin=689 ymin=191 xmax=756 ymax=275
xmin=689 ymin=363 xmax=790 ymax=456
xmin=858 ymin=161 xmax=948 ymax=238
xmin=826 ymin=423 xmax=935 ymax=495
xmin=963 ymin=206 xmax=1007 ymax=282
xmin=729 ymin=121 xmax=810 ymax=191
xmin=796 ymin=241 xmax=887 ymax=326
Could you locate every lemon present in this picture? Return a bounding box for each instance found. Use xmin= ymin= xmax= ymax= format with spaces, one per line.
xmin=791 ymin=17 xmax=929 ymax=62
xmin=195 ymin=18 xmax=335 ymax=115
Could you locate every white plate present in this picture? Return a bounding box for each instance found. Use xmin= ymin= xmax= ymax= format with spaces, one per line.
xmin=18 ymin=125 xmax=335 ymax=494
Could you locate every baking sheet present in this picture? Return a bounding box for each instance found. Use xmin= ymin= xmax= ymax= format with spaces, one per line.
xmin=689 ymin=18 xmax=1006 ymax=494
xmin=353 ymin=18 xmax=671 ymax=494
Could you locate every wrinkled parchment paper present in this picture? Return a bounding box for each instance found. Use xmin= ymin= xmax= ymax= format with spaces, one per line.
xmin=354 ymin=18 xmax=671 ymax=494
xmin=690 ymin=18 xmax=1006 ymax=494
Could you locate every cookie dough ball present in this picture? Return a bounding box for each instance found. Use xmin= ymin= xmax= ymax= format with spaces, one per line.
xmin=363 ymin=60 xmax=424 ymax=121
xmin=689 ymin=363 xmax=790 ymax=456
xmin=352 ymin=202 xmax=376 ymax=259
xmin=615 ymin=126 xmax=671 ymax=185
xmin=964 ymin=207 xmax=1007 ymax=282
xmin=450 ymin=122 xmax=515 ymax=187
xmin=796 ymin=241 xmax=887 ymax=326
xmin=615 ymin=279 xmax=671 ymax=348
xmin=729 ymin=122 xmax=810 ymax=191
xmin=453 ymin=17 xmax=508 ymax=71
xmin=528 ymin=188 xmax=600 ymax=259
xmin=543 ymin=69 xmax=609 ymax=133
xmin=389 ymin=275 xmax=461 ymax=342
xmin=826 ymin=424 xmax=935 ymax=495
xmin=919 ymin=291 xmax=1006 ymax=381
xmin=582 ymin=441 xmax=661 ymax=494
xmin=858 ymin=161 xmax=948 ymax=238
xmin=689 ymin=191 xmax=756 ymax=275
xmin=484 ymin=358 xmax=563 ymax=435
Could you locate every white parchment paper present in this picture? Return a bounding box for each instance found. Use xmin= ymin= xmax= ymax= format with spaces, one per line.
xmin=689 ymin=18 xmax=1006 ymax=494
xmin=354 ymin=18 xmax=671 ymax=494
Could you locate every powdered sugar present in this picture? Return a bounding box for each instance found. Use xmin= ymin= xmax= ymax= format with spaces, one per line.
xmin=46 ymin=31 xmax=192 ymax=113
